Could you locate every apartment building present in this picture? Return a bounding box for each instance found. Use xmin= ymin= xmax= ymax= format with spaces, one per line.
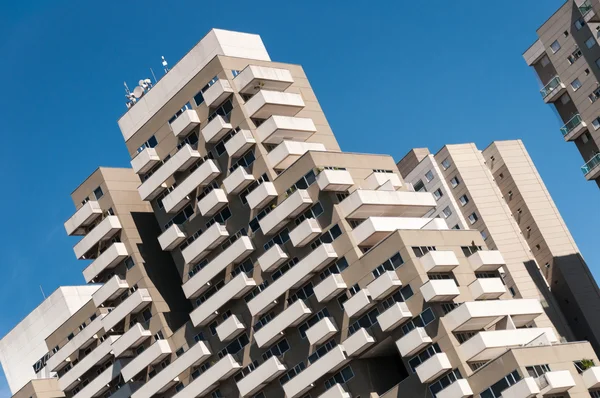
xmin=4 ymin=28 xmax=600 ymax=398
xmin=524 ymin=0 xmax=600 ymax=186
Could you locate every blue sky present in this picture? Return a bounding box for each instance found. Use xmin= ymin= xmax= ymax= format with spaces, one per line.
xmin=0 ymin=0 xmax=595 ymax=395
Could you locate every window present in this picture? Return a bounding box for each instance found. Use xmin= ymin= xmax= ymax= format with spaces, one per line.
xmin=433 ymin=188 xmax=443 ymax=200
xmin=93 ymin=186 xmax=103 ymax=200
xmin=424 ymin=170 xmax=434 ymax=182
xmin=137 ymin=135 xmax=158 ymax=153
xmin=595 ymin=57 xmax=600 ymax=69
xmin=575 ymin=17 xmax=585 ymax=30
xmin=381 ymin=285 xmax=414 ymax=309
xmin=526 ymin=364 xmax=551 ymax=378
xmin=372 ymin=252 xmax=404 ymax=277
xmin=287 ymin=170 xmax=317 ymax=195
xmin=481 ymin=230 xmax=488 ymax=240
xmin=459 ymin=195 xmax=469 ymax=206
xmin=589 ymin=87 xmax=600 ymax=103
xmin=408 ymin=343 xmax=442 ymax=372
xmin=307 ymin=339 xmax=337 ymax=364
xmin=587 ymin=36 xmax=597 ymax=49
xmin=593 ymin=117 xmax=600 ymax=130
xmin=413 ymin=179 xmax=426 ymax=192
xmin=279 ymin=361 xmax=306 ymax=385
xmin=468 ymin=212 xmax=478 ymax=224
xmin=448 ymin=176 xmax=459 ymax=188
xmin=231 ymin=70 xmax=241 ymax=77
xmin=264 ymin=228 xmax=290 ymax=250
xmin=479 ymin=370 xmax=521 ymax=398
xmin=208 ymin=98 xmax=234 ymax=122
xmin=324 ymin=366 xmax=355 ymax=390
xmin=586 ymin=68 xmax=591 ymax=75
xmin=272 ymin=257 xmax=299 ymax=281
xmin=560 ymin=93 xmax=571 ymax=105
xmin=509 ymin=286 xmax=516 ymax=297
xmin=571 ymin=78 xmax=582 ymax=91
xmin=540 ymin=55 xmax=550 ymax=67
xmin=218 ymin=333 xmax=249 ymax=359
xmin=244 ymin=280 xmax=269 ymax=303
xmin=287 ymin=282 xmax=314 ymax=305
xmin=441 ymin=158 xmax=451 ymax=170
xmin=429 ymin=369 xmax=462 ymax=396
xmin=125 ymin=257 xmax=135 ymax=270
xmin=401 ymin=308 xmax=436 ymax=335
xmin=412 ymin=246 xmax=436 ymax=257
xmin=550 ymin=40 xmax=561 ymax=53
xmin=310 ymin=224 xmax=342 ymax=250
xmin=567 ymin=47 xmax=582 ymax=64
xmin=206 ymin=206 xmax=232 ymax=229
xmin=262 ymin=339 xmax=290 ymax=361
xmin=231 ymin=258 xmax=254 ymax=278
xmin=229 ymin=149 xmax=255 ymax=173
xmin=348 ymin=308 xmax=380 ymax=335
xmin=165 ymin=204 xmax=194 ymax=229
xmin=294 ymin=202 xmax=324 ymax=226
xmin=442 ymin=206 xmax=452 ymax=218
xmin=320 ymin=257 xmax=349 ymax=280
xmin=583 ymin=131 xmax=591 ymax=143
xmin=211 ymin=389 xmax=223 ymax=398
xmin=299 ymin=308 xmax=330 ymax=338
xmin=253 ymin=312 xmax=275 ymax=332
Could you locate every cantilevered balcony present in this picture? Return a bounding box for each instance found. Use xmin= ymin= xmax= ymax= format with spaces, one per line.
xmin=245 ymin=90 xmax=304 ymax=119
xmin=112 ymin=323 xmax=152 ymax=357
xmin=267 ymin=141 xmax=326 ymax=170
xmin=583 ymin=366 xmax=600 ymax=389
xmin=396 ymin=327 xmax=432 ymax=357
xmin=289 ymin=218 xmax=321 ymax=247
xmin=131 ymin=148 xmax=160 ymax=174
xmin=443 ymin=299 xmax=544 ymax=332
xmin=158 ymin=224 xmax=186 ymax=251
xmin=72 ymin=361 xmax=123 ymax=398
xmin=85 ymin=243 xmax=128 ymax=285
xmin=415 ymin=353 xmax=452 ymax=383
xmin=183 ymin=236 xmax=254 ymax=299
xmin=561 ymin=114 xmax=587 ymax=141
xmin=138 ymin=144 xmax=200 ymax=201
xmin=467 ymin=250 xmax=505 ymax=272
xmin=420 ymin=251 xmax=460 ymax=273
xmin=306 ymin=317 xmax=338 ymax=346
xmin=172 ymin=354 xmax=241 ymax=398
xmin=198 ymin=188 xmax=228 ymax=217
xmin=162 ymin=159 xmax=220 ymax=213
xmin=73 ymin=216 xmax=122 ymax=260
xmin=203 ymin=79 xmax=233 ymax=107
xmin=102 ymin=288 xmax=153 ymax=331
xmin=171 ymin=109 xmax=200 ymax=138
xmin=256 ymin=115 xmax=316 ymax=144
xmin=223 ymin=166 xmax=254 ymax=194
xmin=460 ymin=328 xmax=557 ymax=362
xmin=420 ymin=279 xmax=460 ymax=302
xmin=537 ymin=370 xmax=576 ymax=394
xmin=317 ymin=169 xmax=354 ymax=192
xmin=216 ymin=314 xmax=245 ymax=342
xmin=225 ymin=129 xmax=256 ymax=158
xmin=190 ymin=273 xmax=256 ymax=326
xmin=342 ymin=328 xmax=375 ymax=356
xmin=257 ymin=244 xmax=289 ymax=272
xmin=500 ymin=377 xmax=539 ymax=398
xmin=582 ymin=153 xmax=600 ymax=180
xmin=64 ymin=201 xmax=102 ymax=236
xmin=314 ymin=273 xmax=347 ymax=302
xmin=364 ymin=172 xmax=403 ymax=190
xmin=339 ymin=190 xmax=436 ymax=219
xmin=436 ymin=379 xmax=473 ymax=398
xmin=201 ymin=115 xmax=232 ymax=143
xmin=540 ymin=76 xmax=566 ymax=103
xmin=282 ymin=345 xmax=348 ymax=398
xmin=130 ymin=341 xmax=211 ymax=398
xmin=248 ymin=244 xmax=338 ymax=316
xmin=344 ymin=289 xmax=374 ymax=318
xmin=254 ymin=300 xmax=312 ymax=347
xmin=92 ymin=275 xmax=128 ymax=307
xmin=367 ymin=271 xmax=402 ymax=300
xmin=181 ymin=223 xmax=229 ymax=266
xmin=258 ymin=189 xmax=314 ymax=235
xmin=234 ymin=65 xmax=294 ymax=94
xmin=121 ymin=340 xmax=172 ymax=381
xmin=236 ymin=356 xmax=287 ymax=397
xmin=377 ymin=302 xmax=412 ymax=332
xmin=318 ymin=384 xmax=351 ymax=398
xmin=246 ymin=181 xmax=277 ymax=210
xmin=352 ymin=217 xmax=448 ymax=246
xmin=469 ymin=278 xmax=505 ymax=300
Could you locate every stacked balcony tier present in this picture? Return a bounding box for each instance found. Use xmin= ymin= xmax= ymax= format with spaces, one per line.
xmin=225 ymin=129 xmax=256 ymax=158
xmin=267 ymin=141 xmax=326 ymax=170
xmin=353 ymin=217 xmax=448 ymax=246
xmin=73 ymin=216 xmax=122 ymax=259
xmin=171 ymin=110 xmax=200 ymax=138
xmin=172 ymin=354 xmax=241 ymax=398
xmin=102 ymin=288 xmax=153 ymax=331
xmin=202 ymin=115 xmax=232 ymax=143
xmin=223 ymin=166 xmax=254 ymax=194
xmin=258 ymin=189 xmax=314 ymax=234
xmin=246 ymin=181 xmax=278 ymax=210
xmin=181 ymin=223 xmax=229 ymax=265
xmin=121 ymin=340 xmax=172 ymax=381
xmin=236 ymin=356 xmax=287 ymax=397
xmin=245 ymin=90 xmax=305 ymax=119
xmin=339 ymin=190 xmax=436 ymax=219
xmin=203 ymin=79 xmax=233 ymax=107
xmin=162 ymin=159 xmax=220 ymax=213
xmin=83 ymin=242 xmax=129 ymax=283
xmin=255 ymin=115 xmax=316 ymax=144
xmin=234 ymin=65 xmax=294 ymax=94
xmin=443 ymin=299 xmax=544 ymax=331
xmin=315 ymin=273 xmax=347 ymax=302
xmin=254 ymin=300 xmax=312 ymax=347
xmin=64 ymin=201 xmax=102 ymax=236
xmin=92 ymin=275 xmax=129 ymax=307
xmin=131 ymin=148 xmax=160 ymax=174
xmin=316 ymin=169 xmax=354 ymax=192
xmin=112 ymin=323 xmax=152 ymax=357
xmin=158 ymin=224 xmax=187 ymax=251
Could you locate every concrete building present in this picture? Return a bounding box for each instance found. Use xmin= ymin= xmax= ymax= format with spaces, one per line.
xmin=524 ymin=0 xmax=600 ymax=186
xmin=5 ymin=29 xmax=600 ymax=398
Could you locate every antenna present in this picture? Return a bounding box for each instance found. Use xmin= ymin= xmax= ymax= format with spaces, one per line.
xmin=124 ymin=82 xmax=131 ymax=95
xmin=150 ymin=68 xmax=157 ymax=83
xmin=162 ymin=56 xmax=169 ymax=73
xmin=40 ymin=285 xmax=46 ymax=300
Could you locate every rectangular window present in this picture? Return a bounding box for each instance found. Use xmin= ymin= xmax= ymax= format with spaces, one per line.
xmin=550 ymin=39 xmax=561 ymax=53
xmin=593 ymin=117 xmax=600 ymax=130
xmin=450 ymin=176 xmax=460 ymax=187
xmin=441 ymin=158 xmax=451 ymax=170
xmin=272 ymin=257 xmax=299 ymax=281
xmin=413 ymin=179 xmax=426 ymax=192
xmin=262 ymin=338 xmax=290 ymax=361
xmin=560 ymin=93 xmax=571 ymax=105
xmin=571 ymin=78 xmax=582 ymax=91
xmin=586 ymin=36 xmax=597 ymax=49
xmin=589 ymin=87 xmax=600 ymax=103
xmin=372 ymin=252 xmax=404 ymax=277
xmin=433 ymin=188 xmax=443 ymax=200
xmin=299 ymin=308 xmax=330 ymax=339
xmin=424 ymin=170 xmax=434 ymax=182
xmin=567 ymin=47 xmax=582 ymax=64
xmin=93 ymin=186 xmax=104 ymax=200
xmin=324 ymin=366 xmax=355 ymax=390
xmin=442 ymin=206 xmax=452 ymax=218
xmin=412 ymin=246 xmax=436 ymax=257
xmin=459 ymin=195 xmax=469 ymax=206
xmin=540 ymin=55 xmax=550 ymax=67
xmin=575 ymin=17 xmax=586 ymax=30
xmin=320 ymin=257 xmax=349 ymax=280
xmin=468 ymin=212 xmax=478 ymax=224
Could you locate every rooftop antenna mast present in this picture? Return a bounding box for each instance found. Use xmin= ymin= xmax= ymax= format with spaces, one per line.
xmin=162 ymin=56 xmax=169 ymax=74
xmin=40 ymin=285 xmax=46 ymax=300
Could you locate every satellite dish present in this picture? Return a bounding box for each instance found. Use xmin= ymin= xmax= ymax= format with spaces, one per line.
xmin=133 ymin=86 xmax=144 ymax=99
xmin=139 ymin=79 xmax=145 ymax=86
xmin=144 ymin=78 xmax=152 ymax=85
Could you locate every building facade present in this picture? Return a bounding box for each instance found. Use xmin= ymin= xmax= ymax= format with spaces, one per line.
xmin=4 ymin=29 xmax=600 ymax=398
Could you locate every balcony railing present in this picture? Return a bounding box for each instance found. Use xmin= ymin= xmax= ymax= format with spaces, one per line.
xmin=582 ymin=153 xmax=600 ymax=176
xmin=580 ymin=0 xmax=593 ymax=16
xmin=560 ymin=114 xmax=584 ymax=136
xmin=540 ymin=76 xmax=563 ymax=99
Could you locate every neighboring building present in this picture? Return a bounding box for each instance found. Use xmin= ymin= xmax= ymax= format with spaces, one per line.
xmin=523 ymin=0 xmax=600 ymax=186
xmin=5 ymin=29 xmax=600 ymax=398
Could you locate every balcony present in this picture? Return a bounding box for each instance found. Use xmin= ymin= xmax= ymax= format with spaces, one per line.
xmin=377 ymin=302 xmax=412 ymax=332
xmin=130 ymin=341 xmax=211 ymax=398
xmin=352 ymin=217 xmax=448 ymax=246
xmin=102 ymin=288 xmax=153 ymax=331
xmin=342 ymin=327 xmax=375 ymax=356
xmin=500 ymin=377 xmax=539 ymax=398
xmin=290 ymin=218 xmax=322 ymax=247
xmin=201 ymin=115 xmax=232 ymax=143
xmin=443 ymin=299 xmax=544 ymax=332
xmin=245 ymin=90 xmax=305 ymax=119
xmin=561 ymin=114 xmax=587 ymax=141
xmin=344 ymin=289 xmax=374 ymax=318
xmin=306 ymin=317 xmax=338 ymax=346
xmin=396 ymin=327 xmax=432 ymax=357
xmin=367 ymin=271 xmax=402 ymax=300
xmin=283 ymin=345 xmax=348 ymax=398
xmin=415 ymin=353 xmax=452 ymax=383
xmin=460 ymin=328 xmax=557 ymax=362
xmin=582 ymin=153 xmax=600 ymax=180
xmin=420 ymin=279 xmax=460 ymax=302
xmin=318 ymin=384 xmax=351 ymax=398
xmin=317 ymin=169 xmax=354 ymax=192
xmin=158 ymin=224 xmax=186 ymax=251
xmin=583 ymin=366 xmax=600 ymax=389
xmin=112 ymin=323 xmax=152 ymax=357
xmin=267 ymin=141 xmax=326 ymax=170
xmin=138 ymin=144 xmax=200 ymax=201
xmin=234 ymin=65 xmax=294 ymax=94
xmin=64 ymin=201 xmax=102 ymax=236
xmin=256 ymin=115 xmax=316 ymax=144
xmin=162 ymin=159 xmax=221 ymax=213
xmin=315 ymin=273 xmax=347 ymax=302
xmin=92 ymin=275 xmax=129 ymax=307
xmin=131 ymin=148 xmax=160 ymax=174
xmin=254 ymin=299 xmax=312 ymax=347
xmin=170 ymin=109 xmax=200 ymax=138
xmin=223 ymin=166 xmax=254 ymax=194
xmin=225 ymin=129 xmax=256 ymax=158
xmin=248 ymin=244 xmax=338 ymax=316
xmin=83 ymin=242 xmax=129 ymax=283
xmin=469 ymin=278 xmax=505 ymax=300
xmin=73 ymin=361 xmax=123 ymax=398
xmin=364 ymin=172 xmax=403 ymax=190
xmin=246 ymin=181 xmax=278 ymax=210
xmin=59 ymin=335 xmax=119 ymax=390
xmin=203 ymin=79 xmax=233 ymax=107
xmin=339 ymin=190 xmax=436 ymax=219
xmin=540 ymin=76 xmax=566 ymax=103
xmin=257 ymin=244 xmax=289 ymax=272
xmin=436 ymin=379 xmax=473 ymax=398
xmin=580 ymin=0 xmax=596 ymax=21
xmin=420 ymin=251 xmax=460 ymax=273
xmin=183 ymin=236 xmax=254 ymax=299
xmin=190 ymin=273 xmax=256 ymax=326
xmin=236 ymin=356 xmax=287 ymax=397
xmin=216 ymin=314 xmax=246 ymax=342
xmin=121 ymin=340 xmax=172 ymax=381
xmin=198 ymin=188 xmax=228 ymax=216
xmin=181 ymin=223 xmax=229 ymax=265
xmin=258 ymin=189 xmax=314 ymax=234
xmin=172 ymin=354 xmax=241 ymax=398
xmin=467 ymin=250 xmax=505 ymax=272
xmin=537 ymin=370 xmax=576 ymax=394
xmin=73 ymin=216 xmax=122 ymax=259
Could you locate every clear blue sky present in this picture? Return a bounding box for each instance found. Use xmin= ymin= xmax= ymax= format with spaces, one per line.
xmin=0 ymin=0 xmax=595 ymax=395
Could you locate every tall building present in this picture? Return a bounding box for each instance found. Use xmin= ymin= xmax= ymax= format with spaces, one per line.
xmin=523 ymin=0 xmax=600 ymax=186
xmin=4 ymin=29 xmax=600 ymax=398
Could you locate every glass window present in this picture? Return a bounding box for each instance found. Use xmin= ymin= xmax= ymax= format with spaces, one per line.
xmin=93 ymin=186 xmax=103 ymax=200
xmin=571 ymin=78 xmax=582 ymax=91
xmin=424 ymin=170 xmax=434 ymax=182
xmin=595 ymin=57 xmax=600 ymax=69
xmin=459 ymin=195 xmax=469 ymax=206
xmin=450 ymin=176 xmax=460 ymax=187
xmin=550 ymin=40 xmax=561 ymax=53
xmin=442 ymin=206 xmax=452 ymax=218
xmin=413 ymin=179 xmax=426 ymax=192
xmin=540 ymin=55 xmax=550 ymax=67
xmin=433 ymin=188 xmax=443 ymax=200
xmin=468 ymin=212 xmax=478 ymax=224
xmin=441 ymin=158 xmax=451 ymax=170
xmin=481 ymin=230 xmax=488 ymax=240
xmin=587 ymin=36 xmax=597 ymax=49
xmin=593 ymin=117 xmax=600 ymax=130
xmin=560 ymin=93 xmax=571 ymax=105
xmin=575 ymin=17 xmax=586 ymax=30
